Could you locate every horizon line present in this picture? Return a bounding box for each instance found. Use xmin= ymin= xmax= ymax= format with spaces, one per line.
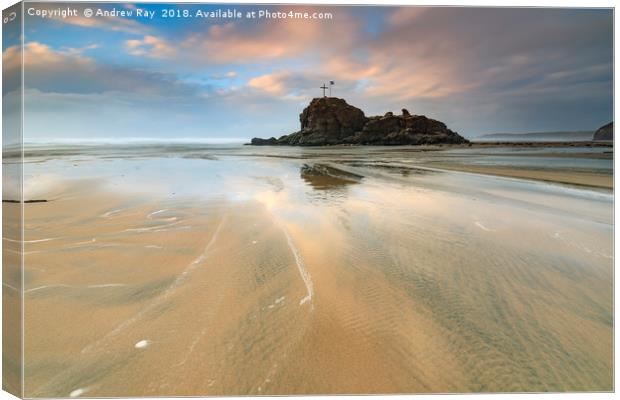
xmin=22 ymin=137 xmax=252 ymax=145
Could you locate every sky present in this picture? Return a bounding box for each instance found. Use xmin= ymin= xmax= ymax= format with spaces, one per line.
xmin=3 ymin=3 xmax=614 ymax=141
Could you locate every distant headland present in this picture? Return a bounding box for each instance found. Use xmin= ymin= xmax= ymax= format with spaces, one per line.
xmin=477 ymin=121 xmax=614 ymax=142
xmin=593 ymin=122 xmax=613 ymax=141
xmin=250 ymin=97 xmax=468 ymax=146
xmin=477 ymin=131 xmax=595 ymax=142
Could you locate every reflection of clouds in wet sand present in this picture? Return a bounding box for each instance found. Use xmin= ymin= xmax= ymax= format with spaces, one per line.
xmin=299 ymin=163 xmax=363 ymax=189
xmin=79 ymin=214 xmax=228 ymax=356
xmin=24 ymin=190 xmax=320 ymax=396
xmin=298 ymin=163 xmax=362 ymax=204
xmin=277 ymin=221 xmax=314 ymax=308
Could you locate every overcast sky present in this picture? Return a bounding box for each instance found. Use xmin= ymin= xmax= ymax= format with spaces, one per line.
xmin=4 ymin=4 xmax=613 ymax=141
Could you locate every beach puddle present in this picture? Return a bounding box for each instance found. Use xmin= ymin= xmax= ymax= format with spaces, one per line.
xmin=299 ymin=163 xmax=363 ymax=189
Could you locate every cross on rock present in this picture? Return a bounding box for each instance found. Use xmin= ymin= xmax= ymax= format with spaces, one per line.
xmin=320 ymin=84 xmax=328 ymax=97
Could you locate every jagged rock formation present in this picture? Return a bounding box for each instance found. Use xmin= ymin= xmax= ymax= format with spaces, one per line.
xmin=593 ymin=122 xmax=613 ymax=141
xmin=250 ymin=97 xmax=468 ymax=146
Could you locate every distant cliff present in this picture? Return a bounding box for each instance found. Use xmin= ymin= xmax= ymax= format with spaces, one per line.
xmin=250 ymin=97 xmax=468 ymax=146
xmin=593 ymin=122 xmax=613 ymax=141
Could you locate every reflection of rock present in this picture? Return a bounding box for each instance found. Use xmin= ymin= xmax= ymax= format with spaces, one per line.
xmin=593 ymin=122 xmax=613 ymax=141
xmin=299 ymin=163 xmax=363 ymax=190
xmin=251 ymin=97 xmax=468 ymax=146
xmin=3 ymin=199 xmax=47 ymax=203
xmin=344 ymin=161 xmax=437 ymax=177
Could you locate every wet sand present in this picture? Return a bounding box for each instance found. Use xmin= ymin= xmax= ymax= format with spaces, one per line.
xmin=428 ymin=163 xmax=613 ymax=189
xmin=3 ymin=202 xmax=23 ymax=396
xmin=16 ymin=144 xmax=613 ymax=396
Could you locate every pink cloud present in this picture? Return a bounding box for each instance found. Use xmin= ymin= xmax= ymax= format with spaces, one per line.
xmin=248 ymin=72 xmax=288 ymax=95
xmin=126 ymin=35 xmax=174 ymax=58
xmin=125 ymin=7 xmax=360 ymax=65
xmin=4 ymin=42 xmax=94 ymax=75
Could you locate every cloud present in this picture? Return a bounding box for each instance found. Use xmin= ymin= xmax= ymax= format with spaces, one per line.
xmin=248 ymin=73 xmax=287 ymax=95
xmin=3 ymin=42 xmax=95 ymax=95
xmin=21 ymin=88 xmax=201 ymax=140
xmin=182 ymin=19 xmax=324 ymax=64
xmin=367 ymin=8 xmax=613 ymax=101
xmin=205 ymin=71 xmax=238 ymax=81
xmin=18 ymin=7 xmax=613 ymax=138
xmin=242 ymin=7 xmax=612 ymax=134
xmin=247 ymin=70 xmax=320 ymax=95
xmin=57 ymin=15 xmax=146 ymax=34
xmin=125 ymin=6 xmax=361 ymax=65
xmin=20 ymin=87 xmax=302 ymax=141
xmin=35 ymin=4 xmax=148 ymax=34
xmin=387 ymin=6 xmax=429 ymax=26
xmin=125 ymin=35 xmax=174 ymax=58
xmin=8 ymin=42 xmax=305 ymax=140
xmin=4 ymin=42 xmax=200 ymax=98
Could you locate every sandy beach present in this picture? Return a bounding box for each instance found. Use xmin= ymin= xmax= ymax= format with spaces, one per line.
xmin=7 ymin=3 xmax=614 ymax=396
xmin=14 ymin=143 xmax=613 ymax=396
xmin=2 ymin=200 xmax=23 ymax=396
xmin=427 ymin=164 xmax=613 ymax=189
xmin=415 ymin=143 xmax=613 ymax=189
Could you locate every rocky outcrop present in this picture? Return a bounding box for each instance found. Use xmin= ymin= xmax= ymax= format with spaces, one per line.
xmin=593 ymin=122 xmax=613 ymax=141
xmin=251 ymin=97 xmax=468 ymax=146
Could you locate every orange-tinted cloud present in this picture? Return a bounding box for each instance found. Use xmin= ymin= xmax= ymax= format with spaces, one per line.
xmin=126 ymin=35 xmax=174 ymax=58
xmin=4 ymin=42 xmax=198 ymax=98
xmin=62 ymin=15 xmax=145 ymax=33
xmin=248 ymin=72 xmax=288 ymax=95
xmin=126 ymin=6 xmax=360 ymax=65
xmin=3 ymin=42 xmax=95 ymax=91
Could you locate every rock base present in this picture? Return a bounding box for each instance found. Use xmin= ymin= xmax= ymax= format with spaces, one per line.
xmin=251 ymin=97 xmax=468 ymax=146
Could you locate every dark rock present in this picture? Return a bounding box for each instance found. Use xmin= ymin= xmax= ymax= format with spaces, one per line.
xmin=295 ymin=97 xmax=368 ymax=145
xmin=251 ymin=137 xmax=278 ymax=145
xmin=593 ymin=122 xmax=613 ymax=141
xmin=250 ymin=97 xmax=468 ymax=146
xmin=348 ymin=113 xmax=467 ymax=145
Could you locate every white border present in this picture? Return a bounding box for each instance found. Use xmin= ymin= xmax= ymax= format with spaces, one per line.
xmin=0 ymin=1 xmax=616 ymax=400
